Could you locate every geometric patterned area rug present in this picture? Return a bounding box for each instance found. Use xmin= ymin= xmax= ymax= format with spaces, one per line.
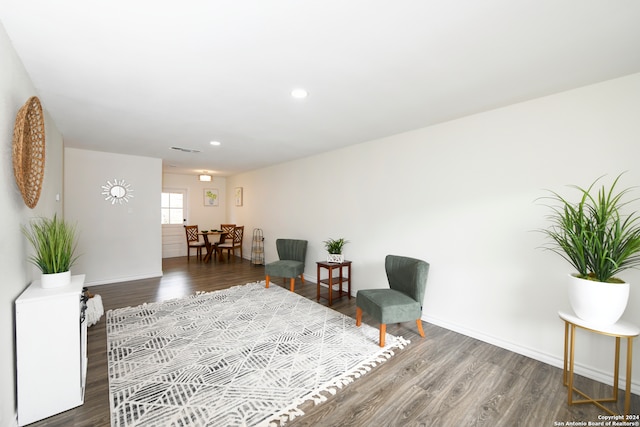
xmin=107 ymin=281 xmax=409 ymax=427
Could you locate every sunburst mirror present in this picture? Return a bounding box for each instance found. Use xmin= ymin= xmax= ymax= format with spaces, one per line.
xmin=101 ymin=178 xmax=134 ymax=205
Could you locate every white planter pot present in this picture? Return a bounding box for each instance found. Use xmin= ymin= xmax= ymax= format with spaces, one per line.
xmin=327 ymin=254 xmax=344 ymax=263
xmin=41 ymin=271 xmax=71 ymax=289
xmin=568 ymin=273 xmax=629 ymax=325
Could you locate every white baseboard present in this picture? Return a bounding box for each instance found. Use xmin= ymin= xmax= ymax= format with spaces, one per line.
xmin=84 ymin=271 xmax=163 ymax=286
xmin=319 ymin=282 xmax=639 ymax=394
xmin=6 ymin=412 xmax=18 ymax=427
xmin=423 ymin=313 xmax=640 ymax=395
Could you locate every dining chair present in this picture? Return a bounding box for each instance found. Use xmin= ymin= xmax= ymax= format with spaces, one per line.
xmin=265 ymin=239 xmax=308 ymax=292
xmin=220 ymin=224 xmax=236 ymax=236
xmin=220 ymin=224 xmax=236 ymax=233
xmin=216 ymin=225 xmax=244 ymax=261
xmin=214 ymin=224 xmax=236 ymax=256
xmin=184 ymin=225 xmax=205 ymax=262
xmin=356 ymin=255 xmax=430 ymax=347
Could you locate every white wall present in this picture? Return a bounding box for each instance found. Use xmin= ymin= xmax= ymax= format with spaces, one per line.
xmin=163 ymin=174 xmax=227 ymax=222
xmin=0 ymin=22 xmax=65 ymax=427
xmin=64 ymin=148 xmax=163 ymax=285
xmin=227 ymin=73 xmax=640 ymax=392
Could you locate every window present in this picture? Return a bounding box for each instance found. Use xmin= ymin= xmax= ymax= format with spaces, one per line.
xmin=161 ymin=191 xmax=184 ymax=225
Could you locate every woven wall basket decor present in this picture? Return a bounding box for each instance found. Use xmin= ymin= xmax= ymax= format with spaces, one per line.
xmin=13 ymin=96 xmax=45 ymax=209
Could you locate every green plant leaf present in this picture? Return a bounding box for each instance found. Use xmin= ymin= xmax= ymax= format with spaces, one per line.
xmin=22 ymin=214 xmax=79 ymax=274
xmin=323 ymin=238 xmax=349 ymax=254
xmin=537 ymin=172 xmax=640 ymax=283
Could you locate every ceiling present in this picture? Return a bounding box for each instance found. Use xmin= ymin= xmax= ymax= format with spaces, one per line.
xmin=2 ymin=1 xmax=640 ymax=177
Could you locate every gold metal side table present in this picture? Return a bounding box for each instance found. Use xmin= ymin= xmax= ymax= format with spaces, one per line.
xmin=559 ymin=310 xmax=639 ymax=415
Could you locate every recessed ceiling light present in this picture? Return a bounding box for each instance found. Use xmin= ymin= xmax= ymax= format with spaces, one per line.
xmin=291 ymin=88 xmax=308 ymax=99
xmin=210 ymin=141 xmax=221 ymax=146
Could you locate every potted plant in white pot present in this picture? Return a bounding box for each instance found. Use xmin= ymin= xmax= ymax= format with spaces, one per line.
xmin=22 ymin=214 xmax=79 ymax=288
xmin=324 ymin=238 xmax=349 ymax=263
xmin=538 ymin=173 xmax=640 ymax=325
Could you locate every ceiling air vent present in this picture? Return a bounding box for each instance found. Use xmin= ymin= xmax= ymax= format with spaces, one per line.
xmin=170 ymin=146 xmax=201 ymax=153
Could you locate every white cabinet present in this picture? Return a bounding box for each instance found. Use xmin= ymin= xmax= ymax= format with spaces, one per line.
xmin=15 ymin=274 xmax=87 ymax=426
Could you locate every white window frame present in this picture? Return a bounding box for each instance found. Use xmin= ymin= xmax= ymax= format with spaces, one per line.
xmin=161 ymin=188 xmax=187 ymax=227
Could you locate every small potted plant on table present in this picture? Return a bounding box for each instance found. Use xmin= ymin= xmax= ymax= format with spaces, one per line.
xmin=324 ymin=238 xmax=349 ymax=263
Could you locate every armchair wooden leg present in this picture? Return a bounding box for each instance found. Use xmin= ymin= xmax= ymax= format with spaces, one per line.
xmin=356 ymin=307 xmax=362 ymax=326
xmin=416 ymin=319 xmax=425 ymax=338
xmin=265 ymin=275 xmax=270 ymax=288
xmin=290 ymin=277 xmax=295 ymax=292
xmin=300 ymin=274 xmax=305 ymax=284
xmin=379 ymin=324 xmax=386 ymax=347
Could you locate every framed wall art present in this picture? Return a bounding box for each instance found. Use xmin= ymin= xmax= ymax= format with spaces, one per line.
xmin=235 ymin=187 xmax=243 ymax=206
xmin=204 ymin=188 xmax=219 ymax=207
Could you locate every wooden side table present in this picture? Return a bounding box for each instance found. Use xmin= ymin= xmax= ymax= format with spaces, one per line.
xmin=559 ymin=310 xmax=639 ymax=415
xmin=316 ymin=260 xmax=352 ymax=306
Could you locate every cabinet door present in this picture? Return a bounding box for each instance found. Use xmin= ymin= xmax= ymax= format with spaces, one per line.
xmin=16 ymin=277 xmax=84 ymax=426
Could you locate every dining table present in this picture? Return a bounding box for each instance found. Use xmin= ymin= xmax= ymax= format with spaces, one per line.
xmin=198 ymin=230 xmax=227 ymax=263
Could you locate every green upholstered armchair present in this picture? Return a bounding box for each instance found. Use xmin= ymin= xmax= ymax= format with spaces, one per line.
xmin=265 ymin=239 xmax=308 ymax=292
xmin=356 ymin=255 xmax=430 ymax=347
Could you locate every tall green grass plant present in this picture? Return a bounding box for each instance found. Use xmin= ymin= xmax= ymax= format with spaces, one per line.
xmin=539 ymin=173 xmax=640 ymax=283
xmin=22 ymin=214 xmax=79 ymax=274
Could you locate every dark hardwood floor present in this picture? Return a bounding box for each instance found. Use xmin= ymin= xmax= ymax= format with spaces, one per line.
xmin=26 ymin=256 xmax=639 ymax=427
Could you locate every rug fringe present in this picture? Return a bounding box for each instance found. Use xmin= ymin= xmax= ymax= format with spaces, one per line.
xmin=263 ymin=336 xmax=411 ymax=426
xmin=267 ymin=406 xmax=306 ymax=427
